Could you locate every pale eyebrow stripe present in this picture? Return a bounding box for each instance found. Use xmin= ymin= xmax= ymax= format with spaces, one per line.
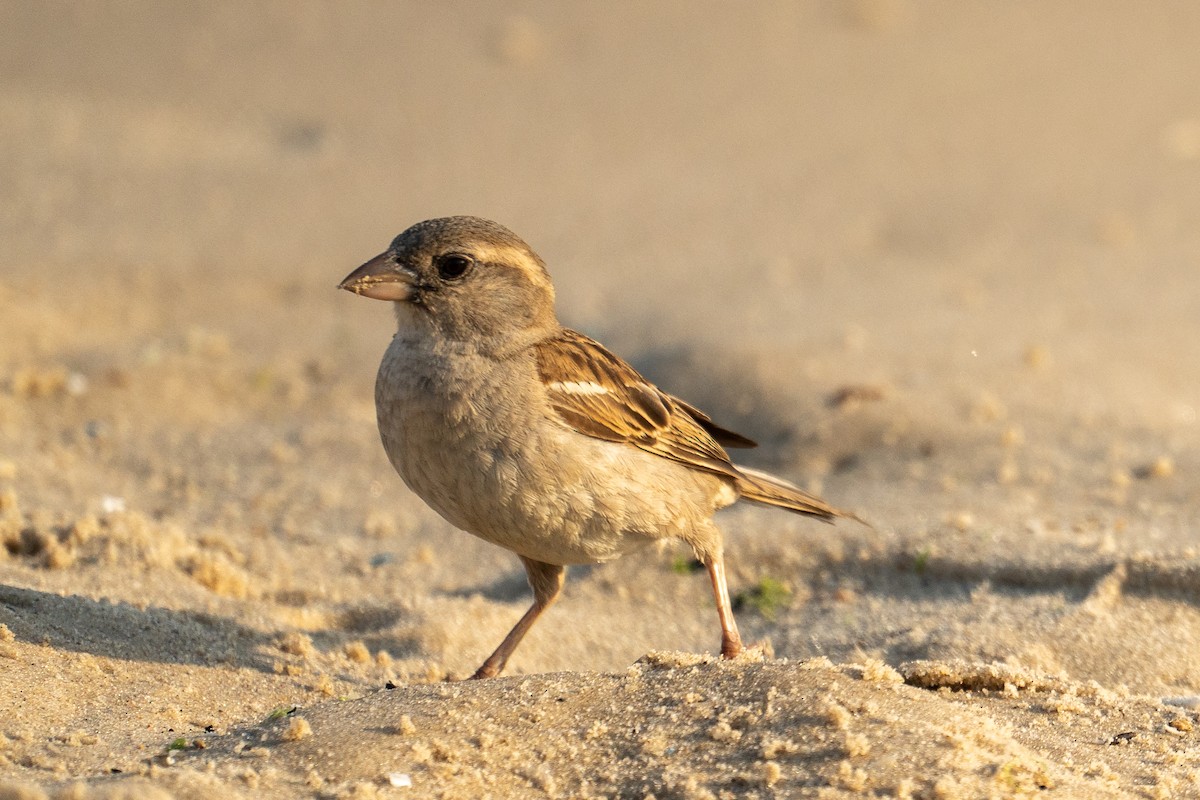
xmin=471 ymin=244 xmax=529 ymax=264
xmin=471 ymin=243 xmax=555 ymax=295
xmin=548 ymin=380 xmax=609 ymax=396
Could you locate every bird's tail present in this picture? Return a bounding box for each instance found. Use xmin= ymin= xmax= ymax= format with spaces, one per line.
xmin=734 ymin=466 xmax=867 ymax=526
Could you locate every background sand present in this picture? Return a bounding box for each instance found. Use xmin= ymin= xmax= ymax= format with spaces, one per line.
xmin=1 ymin=2 xmax=1198 ymax=797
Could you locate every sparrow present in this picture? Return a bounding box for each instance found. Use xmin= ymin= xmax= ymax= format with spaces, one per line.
xmin=339 ymin=216 xmax=858 ymax=678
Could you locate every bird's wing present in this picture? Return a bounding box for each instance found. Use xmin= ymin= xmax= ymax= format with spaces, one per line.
xmin=535 ymin=329 xmax=860 ymax=525
xmin=534 ymin=329 xmax=744 ymax=479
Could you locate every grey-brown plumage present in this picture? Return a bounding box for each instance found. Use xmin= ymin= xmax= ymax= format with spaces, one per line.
xmin=340 ymin=216 xmax=859 ymax=678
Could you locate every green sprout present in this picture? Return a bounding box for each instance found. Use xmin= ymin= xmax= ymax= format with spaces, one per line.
xmin=733 ymin=577 xmax=792 ymax=621
xmin=671 ymin=556 xmax=704 ymax=575
xmin=913 ymin=547 xmax=932 ymax=575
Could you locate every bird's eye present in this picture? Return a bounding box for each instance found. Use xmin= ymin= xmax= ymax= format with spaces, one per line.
xmin=436 ymin=254 xmax=474 ymax=282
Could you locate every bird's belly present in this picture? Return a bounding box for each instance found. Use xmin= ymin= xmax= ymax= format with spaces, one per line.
xmin=380 ymin=402 xmax=720 ymax=566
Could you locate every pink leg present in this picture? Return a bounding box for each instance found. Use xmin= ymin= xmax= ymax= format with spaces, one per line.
xmin=471 ymin=557 xmax=564 ymax=679
xmin=706 ymin=552 xmax=743 ymax=659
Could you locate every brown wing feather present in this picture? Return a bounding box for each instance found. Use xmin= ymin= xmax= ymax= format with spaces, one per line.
xmin=535 ymin=330 xmax=741 ymax=480
xmin=670 ymin=396 xmax=758 ymax=448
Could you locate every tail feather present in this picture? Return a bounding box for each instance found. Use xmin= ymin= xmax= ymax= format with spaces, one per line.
xmin=734 ymin=466 xmax=867 ymax=526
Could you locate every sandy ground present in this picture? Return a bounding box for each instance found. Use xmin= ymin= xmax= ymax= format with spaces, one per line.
xmin=2 ymin=2 xmax=1199 ymax=797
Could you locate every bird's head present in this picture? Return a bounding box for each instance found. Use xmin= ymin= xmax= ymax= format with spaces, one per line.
xmin=340 ymin=216 xmax=558 ymax=345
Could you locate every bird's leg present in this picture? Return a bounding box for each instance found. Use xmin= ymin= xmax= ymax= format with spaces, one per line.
xmin=471 ymin=556 xmax=564 ymax=679
xmin=705 ymin=551 xmax=743 ymax=659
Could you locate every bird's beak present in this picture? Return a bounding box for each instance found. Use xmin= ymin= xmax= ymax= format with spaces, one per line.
xmin=338 ymin=252 xmax=418 ymax=302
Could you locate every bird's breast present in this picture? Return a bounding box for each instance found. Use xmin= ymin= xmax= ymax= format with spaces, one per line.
xmin=374 ymin=339 xmax=548 ymax=529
